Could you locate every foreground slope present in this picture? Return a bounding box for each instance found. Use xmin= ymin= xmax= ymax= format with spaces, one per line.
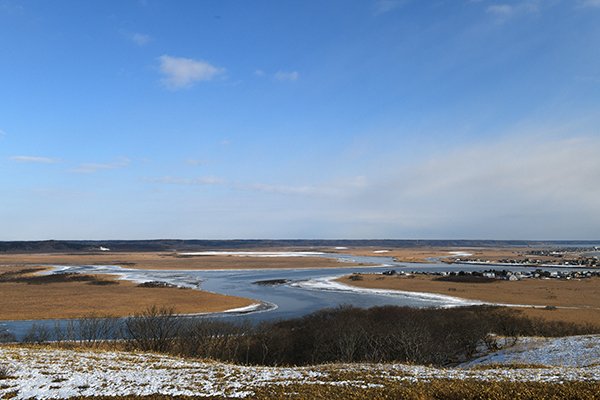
xmin=1 ymin=335 xmax=600 ymax=399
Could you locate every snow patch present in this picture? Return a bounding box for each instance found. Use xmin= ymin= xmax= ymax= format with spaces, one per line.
xmin=179 ymin=251 xmax=326 ymax=257
xmin=449 ymin=251 xmax=472 ymax=257
xmin=462 ymin=335 xmax=600 ymax=368
xmin=291 ymin=276 xmax=484 ymax=307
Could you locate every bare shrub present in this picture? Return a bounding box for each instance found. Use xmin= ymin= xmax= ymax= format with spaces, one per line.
xmin=17 ymin=303 xmax=597 ymax=368
xmin=0 ymin=330 xmax=16 ymax=343
xmin=125 ymin=305 xmax=181 ymax=352
xmin=77 ymin=314 xmax=121 ymax=345
xmin=23 ymin=323 xmax=52 ymax=343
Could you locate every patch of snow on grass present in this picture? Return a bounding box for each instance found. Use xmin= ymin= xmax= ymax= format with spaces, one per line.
xmin=462 ymin=335 xmax=600 ymax=368
xmin=1 ymin=342 xmax=600 ymax=399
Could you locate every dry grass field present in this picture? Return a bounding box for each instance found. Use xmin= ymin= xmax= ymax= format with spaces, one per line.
xmin=337 ymin=274 xmax=600 ymax=325
xmin=0 ymin=251 xmax=360 ymax=270
xmin=0 ymin=250 xmax=363 ymax=320
xmin=0 ymin=265 xmax=254 ymax=320
xmin=332 ymin=246 xmax=534 ymax=263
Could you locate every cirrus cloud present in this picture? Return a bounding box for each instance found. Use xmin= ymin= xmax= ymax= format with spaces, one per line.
xmin=580 ymin=0 xmax=600 ymax=7
xmin=10 ymin=155 xmax=60 ymax=164
xmin=70 ymin=157 xmax=130 ymax=173
xmin=274 ymin=71 xmax=299 ymax=82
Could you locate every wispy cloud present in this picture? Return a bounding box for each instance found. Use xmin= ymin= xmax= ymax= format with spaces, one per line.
xmin=131 ymin=32 xmax=151 ymax=46
xmin=0 ymin=0 xmax=24 ymax=14
xmin=580 ymin=0 xmax=600 ymax=7
xmin=149 ymin=173 xmax=367 ymax=198
xmin=374 ymin=0 xmax=405 ymax=15
xmin=486 ymin=1 xmax=540 ymax=19
xmin=10 ymin=155 xmax=60 ymax=164
xmin=148 ymin=176 xmax=224 ymax=186
xmin=71 ymin=157 xmax=130 ymax=173
xmin=185 ymin=159 xmax=207 ymax=166
xmin=120 ymin=30 xmax=151 ymax=46
xmin=486 ymin=4 xmax=513 ymax=16
xmin=0 ymin=129 xmax=6 ymax=139
xmin=158 ymin=55 xmax=224 ymax=89
xmin=274 ymin=71 xmax=299 ymax=82
xmin=329 ymin=134 xmax=600 ymax=238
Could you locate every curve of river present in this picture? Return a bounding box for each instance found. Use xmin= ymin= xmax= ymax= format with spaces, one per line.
xmin=1 ymin=252 xmax=595 ymax=340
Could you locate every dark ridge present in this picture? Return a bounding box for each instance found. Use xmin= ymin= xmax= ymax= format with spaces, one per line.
xmin=0 ymin=239 xmax=598 ymax=253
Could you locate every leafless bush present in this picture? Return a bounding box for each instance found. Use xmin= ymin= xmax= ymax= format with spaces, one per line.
xmin=0 ymin=330 xmax=16 ymax=343
xmin=125 ymin=305 xmax=181 ymax=352
xmin=77 ymin=314 xmax=121 ymax=345
xmin=23 ymin=323 xmax=52 ymax=343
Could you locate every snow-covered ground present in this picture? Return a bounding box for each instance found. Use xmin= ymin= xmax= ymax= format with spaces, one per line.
xmin=178 ymin=251 xmax=326 ymax=257
xmin=1 ymin=336 xmax=599 ymax=399
xmin=462 ymin=335 xmax=600 ymax=368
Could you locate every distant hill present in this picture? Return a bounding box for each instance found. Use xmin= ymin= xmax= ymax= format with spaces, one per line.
xmin=0 ymin=239 xmax=597 ymax=253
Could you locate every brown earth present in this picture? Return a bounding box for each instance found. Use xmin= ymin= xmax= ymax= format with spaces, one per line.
xmin=0 ymin=252 xmax=363 ymax=270
xmin=0 ymin=266 xmax=254 ymax=320
xmin=337 ymin=274 xmax=600 ymax=325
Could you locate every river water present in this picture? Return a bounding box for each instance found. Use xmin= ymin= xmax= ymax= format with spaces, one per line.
xmin=1 ymin=253 xmax=595 ymax=340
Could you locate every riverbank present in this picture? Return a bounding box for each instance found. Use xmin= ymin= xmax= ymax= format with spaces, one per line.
xmin=336 ymin=274 xmax=600 ymax=325
xmin=0 ymin=266 xmax=255 ymax=320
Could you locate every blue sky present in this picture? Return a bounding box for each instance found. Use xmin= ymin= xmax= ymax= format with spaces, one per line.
xmin=1 ymin=0 xmax=599 ymax=240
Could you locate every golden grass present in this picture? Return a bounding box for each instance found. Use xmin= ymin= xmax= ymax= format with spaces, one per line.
xmin=60 ymin=380 xmax=600 ymax=400
xmin=337 ymin=274 xmax=600 ymax=325
xmin=0 ymin=266 xmax=254 ymax=320
xmin=0 ymin=252 xmax=360 ymax=270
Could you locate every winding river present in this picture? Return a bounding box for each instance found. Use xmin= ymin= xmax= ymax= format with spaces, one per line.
xmin=1 ymin=252 xmax=595 ymax=340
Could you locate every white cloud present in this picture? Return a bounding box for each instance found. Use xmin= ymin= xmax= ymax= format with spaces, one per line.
xmin=10 ymin=155 xmax=60 ymax=164
xmin=486 ymin=4 xmax=513 ymax=15
xmin=254 ymin=69 xmax=265 ymax=77
xmin=274 ymin=71 xmax=299 ymax=82
xmin=131 ymin=32 xmax=151 ymax=46
xmin=580 ymin=0 xmax=600 ymax=7
xmin=335 ymin=134 xmax=600 ymax=238
xmin=148 ymin=176 xmax=224 ymax=186
xmin=158 ymin=55 xmax=224 ymax=89
xmin=0 ymin=129 xmax=6 ymax=138
xmin=374 ymin=0 xmax=405 ymax=15
xmin=486 ymin=1 xmax=540 ymax=19
xmin=71 ymin=157 xmax=130 ymax=173
xmin=185 ymin=159 xmax=207 ymax=166
xmin=148 ymin=173 xmax=366 ymax=198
